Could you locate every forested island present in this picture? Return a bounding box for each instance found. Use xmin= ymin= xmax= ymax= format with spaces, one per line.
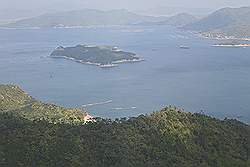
xmin=0 ymin=84 xmax=250 ymax=167
xmin=50 ymin=45 xmax=143 ymax=67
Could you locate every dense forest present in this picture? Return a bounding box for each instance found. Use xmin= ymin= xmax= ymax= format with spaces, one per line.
xmin=0 ymin=85 xmax=250 ymax=167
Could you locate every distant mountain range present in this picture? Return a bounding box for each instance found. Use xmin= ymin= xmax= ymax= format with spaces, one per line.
xmin=135 ymin=6 xmax=213 ymax=17
xmin=3 ymin=9 xmax=166 ymax=28
xmin=184 ymin=7 xmax=250 ymax=38
xmin=2 ymin=9 xmax=199 ymax=28
xmin=156 ymin=13 xmax=198 ymax=26
xmin=138 ymin=13 xmax=198 ymax=27
xmin=3 ymin=7 xmax=250 ymax=38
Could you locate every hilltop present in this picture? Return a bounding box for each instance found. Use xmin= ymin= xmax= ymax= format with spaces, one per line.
xmin=0 ymin=84 xmax=249 ymax=166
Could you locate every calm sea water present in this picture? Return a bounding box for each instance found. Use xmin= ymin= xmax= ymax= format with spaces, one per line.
xmin=0 ymin=26 xmax=250 ymax=123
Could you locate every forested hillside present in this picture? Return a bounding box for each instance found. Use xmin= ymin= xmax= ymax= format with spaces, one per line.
xmin=0 ymin=85 xmax=87 ymax=124
xmin=0 ymin=85 xmax=250 ymax=167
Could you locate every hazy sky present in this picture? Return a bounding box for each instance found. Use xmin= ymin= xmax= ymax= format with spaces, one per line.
xmin=1 ymin=0 xmax=250 ymax=20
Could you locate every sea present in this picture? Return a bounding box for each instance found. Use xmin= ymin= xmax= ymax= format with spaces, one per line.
xmin=0 ymin=25 xmax=250 ymax=123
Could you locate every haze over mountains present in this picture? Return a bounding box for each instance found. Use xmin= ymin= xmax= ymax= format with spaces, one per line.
xmin=184 ymin=7 xmax=250 ymax=38
xmin=3 ymin=9 xmax=166 ymax=28
xmin=157 ymin=13 xmax=198 ymax=26
xmin=136 ymin=6 xmax=213 ymax=17
xmin=139 ymin=13 xmax=198 ymax=27
xmin=2 ymin=9 xmax=200 ymax=28
xmin=3 ymin=6 xmax=250 ymax=38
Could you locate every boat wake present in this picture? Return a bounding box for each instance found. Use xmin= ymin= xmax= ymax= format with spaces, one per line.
xmin=82 ymin=100 xmax=112 ymax=107
xmin=111 ymin=107 xmax=137 ymax=110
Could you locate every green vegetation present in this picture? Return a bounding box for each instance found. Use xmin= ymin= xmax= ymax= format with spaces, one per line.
xmin=50 ymin=45 xmax=142 ymax=66
xmin=0 ymin=85 xmax=86 ymax=124
xmin=0 ymin=84 xmax=250 ymax=167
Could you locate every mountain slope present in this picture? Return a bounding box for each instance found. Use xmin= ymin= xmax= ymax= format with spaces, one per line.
xmin=0 ymin=85 xmax=87 ymax=124
xmin=137 ymin=13 xmax=198 ymax=27
xmin=184 ymin=7 xmax=250 ymax=38
xmin=3 ymin=9 xmax=166 ymax=28
xmin=154 ymin=13 xmax=198 ymax=27
xmin=0 ymin=85 xmax=249 ymax=166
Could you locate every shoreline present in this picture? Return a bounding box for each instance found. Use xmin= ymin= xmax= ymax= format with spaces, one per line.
xmin=50 ymin=55 xmax=144 ymax=68
xmin=212 ymin=44 xmax=250 ymax=48
xmin=0 ymin=25 xmax=139 ymax=30
xmin=201 ymin=33 xmax=250 ymax=41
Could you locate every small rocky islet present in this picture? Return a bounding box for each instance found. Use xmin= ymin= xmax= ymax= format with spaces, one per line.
xmin=50 ymin=44 xmax=143 ymax=68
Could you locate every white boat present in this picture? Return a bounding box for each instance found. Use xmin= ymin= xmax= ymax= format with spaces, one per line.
xmin=179 ymin=45 xmax=190 ymax=49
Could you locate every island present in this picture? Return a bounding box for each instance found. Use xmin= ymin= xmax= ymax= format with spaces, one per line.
xmin=50 ymin=45 xmax=143 ymax=68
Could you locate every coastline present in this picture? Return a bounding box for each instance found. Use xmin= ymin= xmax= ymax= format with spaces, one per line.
xmin=201 ymin=32 xmax=250 ymax=41
xmin=0 ymin=24 xmax=136 ymax=30
xmin=50 ymin=55 xmax=144 ymax=68
xmin=212 ymin=44 xmax=250 ymax=48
